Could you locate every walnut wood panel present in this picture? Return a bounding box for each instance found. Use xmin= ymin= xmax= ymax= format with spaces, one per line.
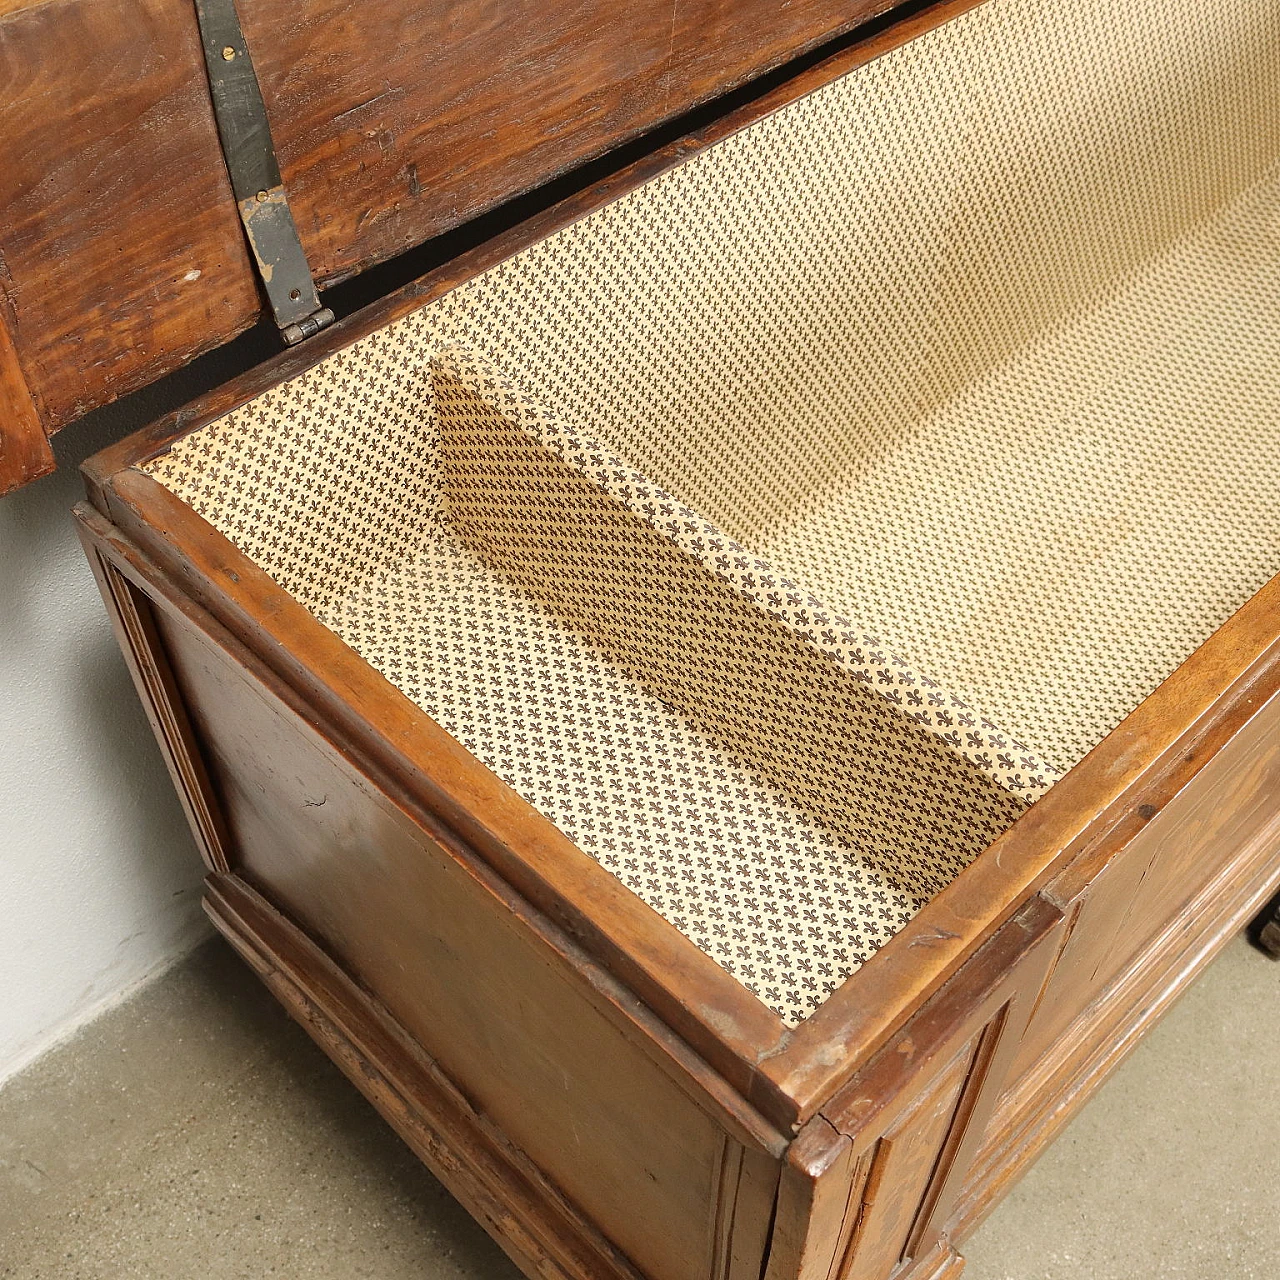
xmin=838 ymin=1048 xmax=974 ymax=1280
xmin=0 ymin=0 xmax=259 ymax=440
xmin=0 ymin=294 xmax=52 ymax=490
xmin=760 ymin=571 xmax=1280 ymax=1114
xmin=85 ymin=482 xmax=1280 ymax=1277
xmin=205 ymin=873 xmax=647 ymax=1280
xmin=944 ymin=680 xmax=1280 ymax=1247
xmin=765 ymin=1121 xmax=872 ymax=1280
xmin=83 ymin=506 xmax=786 ymax=1280
xmin=162 ymin=609 xmax=779 ymax=1280
xmin=78 ymin=323 xmax=1280 ymax=1280
xmin=76 ymin=0 xmax=986 ymax=506
xmin=91 ymin=467 xmax=799 ymax=1127
xmin=87 ymin=452 xmax=1280 ymax=1133
xmin=75 ymin=507 xmax=232 ymax=873
xmin=1010 ymin=635 xmax=1280 ymax=1084
xmin=0 ymin=0 xmax=935 ymax=491
xmin=763 ymin=899 xmax=1063 ymax=1280
xmin=82 ymin=401 xmax=1280 ymax=1280
xmin=244 ymin=0 xmax=909 ymax=288
xmin=62 ymin=0 xmax=1280 ymax=1265
xmin=73 ymin=0 xmax=1280 ymax=1120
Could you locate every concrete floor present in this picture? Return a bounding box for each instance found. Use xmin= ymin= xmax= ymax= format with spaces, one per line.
xmin=1 ymin=935 xmax=1277 ymax=1280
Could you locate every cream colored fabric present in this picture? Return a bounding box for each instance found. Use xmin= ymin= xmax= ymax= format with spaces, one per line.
xmin=435 ymin=348 xmax=1051 ymax=800
xmin=424 ymin=349 xmax=1023 ymax=1022
xmin=146 ymin=0 xmax=1280 ymax=1023
xmin=755 ymin=174 xmax=1280 ymax=765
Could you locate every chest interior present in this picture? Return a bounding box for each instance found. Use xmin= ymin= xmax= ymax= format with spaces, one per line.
xmin=141 ymin=0 xmax=1280 ymax=1026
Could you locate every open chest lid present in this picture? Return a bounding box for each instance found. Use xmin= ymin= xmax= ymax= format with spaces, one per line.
xmin=0 ymin=0 xmax=920 ymax=495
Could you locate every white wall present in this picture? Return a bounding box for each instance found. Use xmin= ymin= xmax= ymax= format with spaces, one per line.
xmin=0 ymin=343 xmax=265 ymax=1084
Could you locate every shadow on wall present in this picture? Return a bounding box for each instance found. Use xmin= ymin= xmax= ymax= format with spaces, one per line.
xmin=0 ymin=322 xmax=276 ymax=1083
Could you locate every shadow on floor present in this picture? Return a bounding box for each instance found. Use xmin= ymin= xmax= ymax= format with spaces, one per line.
xmin=0 ymin=939 xmax=516 ymax=1279
xmin=1 ymin=933 xmax=1278 ymax=1279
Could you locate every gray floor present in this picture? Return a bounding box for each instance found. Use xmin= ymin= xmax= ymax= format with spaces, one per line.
xmin=1 ymin=936 xmax=1277 ymax=1280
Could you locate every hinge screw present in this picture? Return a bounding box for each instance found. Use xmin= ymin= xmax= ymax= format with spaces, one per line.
xmin=256 ymin=190 xmax=269 ymax=202
xmin=221 ymin=45 xmax=236 ymax=60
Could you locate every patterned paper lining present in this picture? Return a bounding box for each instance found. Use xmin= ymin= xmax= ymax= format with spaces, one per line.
xmin=331 ymin=481 xmax=1022 ymax=1025
xmin=144 ymin=0 xmax=1280 ymax=1023
xmin=435 ymin=348 xmax=1056 ymax=802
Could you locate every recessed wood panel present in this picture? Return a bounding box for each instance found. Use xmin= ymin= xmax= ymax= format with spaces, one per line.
xmin=1009 ymin=681 xmax=1280 ymax=1084
xmin=840 ymin=1046 xmax=975 ymax=1280
xmin=146 ymin=589 xmax=781 ymax=1280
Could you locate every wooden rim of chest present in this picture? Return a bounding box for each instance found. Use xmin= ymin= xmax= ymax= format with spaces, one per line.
xmin=79 ymin=0 xmax=1280 ymax=1131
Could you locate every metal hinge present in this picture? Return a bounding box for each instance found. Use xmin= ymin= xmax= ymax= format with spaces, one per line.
xmin=193 ymin=0 xmax=334 ymax=345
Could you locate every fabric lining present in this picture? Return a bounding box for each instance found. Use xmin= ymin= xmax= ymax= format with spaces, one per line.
xmin=145 ymin=0 xmax=1280 ymax=1024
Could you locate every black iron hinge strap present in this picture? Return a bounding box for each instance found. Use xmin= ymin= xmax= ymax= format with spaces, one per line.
xmin=193 ymin=0 xmax=334 ymax=345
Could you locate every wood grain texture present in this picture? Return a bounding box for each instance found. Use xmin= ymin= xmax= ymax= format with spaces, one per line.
xmin=826 ymin=902 xmax=1061 ymax=1280
xmin=242 ymin=0 xmax=910 ymax=287
xmin=74 ymin=503 xmax=232 ymax=873
xmin=763 ymin=900 xmax=1061 ymax=1280
xmin=907 ymin=1243 xmax=967 ymax=1280
xmin=839 ymin=1050 xmax=973 ymax=1280
xmin=95 ymin=465 xmax=800 ymax=1125
xmin=81 ymin=407 xmax=1280 ymax=1280
xmin=759 ymin=572 xmax=1280 ymax=1116
xmin=68 ymin=0 xmax=1280 ymax=1266
xmin=763 ymin=1119 xmax=870 ymax=1280
xmin=0 ymin=0 xmax=942 ymax=489
xmin=77 ymin=0 xmax=987 ymax=505
xmin=1006 ymin=619 xmax=1280 ymax=1086
xmin=946 ymin=679 xmax=1280 ymax=1247
xmin=160 ymin=599 xmax=773 ymax=1280
xmin=83 ymin=507 xmax=788 ymax=1280
xmin=0 ymin=291 xmax=52 ymax=490
xmin=85 ymin=458 xmax=1280 ymax=1135
xmin=205 ymin=873 xmax=649 ymax=1280
xmin=0 ymin=0 xmax=259 ymax=437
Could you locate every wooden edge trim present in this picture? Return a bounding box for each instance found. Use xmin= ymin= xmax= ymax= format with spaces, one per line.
xmin=91 ymin=448 xmax=1280 ymax=1131
xmin=77 ymin=488 xmax=788 ymax=1152
xmin=97 ymin=465 xmax=797 ymax=1124
xmin=76 ymin=0 xmax=1279 ymax=1121
xmin=909 ymin=1242 xmax=967 ymax=1280
xmin=91 ymin=446 xmax=1280 ymax=1127
xmin=203 ymin=871 xmax=645 ymax=1280
xmin=764 ymin=898 xmax=1062 ymax=1280
xmin=710 ymin=1130 xmax=783 ymax=1280
xmin=0 ymin=296 xmax=53 ymax=494
xmin=946 ymin=793 xmax=1280 ymax=1245
xmin=818 ymin=897 xmax=1063 ymax=1141
xmin=901 ymin=1006 xmax=1008 ymax=1262
xmin=762 ymin=573 xmax=1280 ymax=1112
xmin=73 ymin=501 xmax=232 ymax=872
xmin=79 ymin=0 xmax=986 ymax=490
xmin=761 ymin=1116 xmax=863 ymax=1280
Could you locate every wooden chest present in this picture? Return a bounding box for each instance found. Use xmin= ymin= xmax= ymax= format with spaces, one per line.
xmin=75 ymin=0 xmax=1280 ymax=1276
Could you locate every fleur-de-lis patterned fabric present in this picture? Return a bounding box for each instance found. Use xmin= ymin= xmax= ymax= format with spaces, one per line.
xmin=435 ymin=348 xmax=1054 ymax=802
xmin=146 ymin=0 xmax=1280 ymax=1023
